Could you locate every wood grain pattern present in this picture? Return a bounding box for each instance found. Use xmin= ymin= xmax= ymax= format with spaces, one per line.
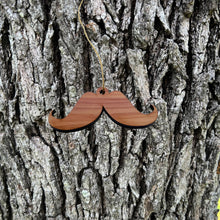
xmin=48 ymin=87 xmax=158 ymax=132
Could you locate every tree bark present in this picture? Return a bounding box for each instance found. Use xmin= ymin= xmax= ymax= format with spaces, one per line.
xmin=0 ymin=0 xmax=219 ymax=219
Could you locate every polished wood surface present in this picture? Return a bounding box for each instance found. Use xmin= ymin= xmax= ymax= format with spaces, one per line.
xmin=48 ymin=87 xmax=158 ymax=132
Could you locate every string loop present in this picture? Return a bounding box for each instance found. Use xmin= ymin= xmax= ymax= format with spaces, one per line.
xmin=78 ymin=0 xmax=105 ymax=90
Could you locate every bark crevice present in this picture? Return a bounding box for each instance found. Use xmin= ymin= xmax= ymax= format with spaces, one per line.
xmin=40 ymin=0 xmax=53 ymax=52
xmin=52 ymin=21 xmax=66 ymax=118
xmin=1 ymin=17 xmax=15 ymax=100
xmin=0 ymin=166 xmax=13 ymax=220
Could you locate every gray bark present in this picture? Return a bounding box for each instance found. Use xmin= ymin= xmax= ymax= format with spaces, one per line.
xmin=0 ymin=0 xmax=219 ymax=219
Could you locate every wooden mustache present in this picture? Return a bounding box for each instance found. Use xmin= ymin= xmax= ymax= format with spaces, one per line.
xmin=48 ymin=87 xmax=158 ymax=132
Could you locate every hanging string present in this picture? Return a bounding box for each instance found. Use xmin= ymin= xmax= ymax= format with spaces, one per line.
xmin=78 ymin=0 xmax=105 ymax=90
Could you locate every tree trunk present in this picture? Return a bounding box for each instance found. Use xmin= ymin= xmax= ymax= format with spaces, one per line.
xmin=0 ymin=0 xmax=219 ymax=219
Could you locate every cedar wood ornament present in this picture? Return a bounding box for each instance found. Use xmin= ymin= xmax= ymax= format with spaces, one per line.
xmin=48 ymin=0 xmax=158 ymax=132
xmin=49 ymin=87 xmax=158 ymax=132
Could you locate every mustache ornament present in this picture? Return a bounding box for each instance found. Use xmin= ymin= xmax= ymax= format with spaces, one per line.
xmin=48 ymin=0 xmax=158 ymax=132
xmin=48 ymin=87 xmax=158 ymax=132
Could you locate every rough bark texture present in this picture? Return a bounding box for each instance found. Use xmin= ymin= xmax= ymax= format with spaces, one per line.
xmin=0 ymin=0 xmax=219 ymax=219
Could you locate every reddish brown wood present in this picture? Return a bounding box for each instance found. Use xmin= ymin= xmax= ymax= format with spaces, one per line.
xmin=48 ymin=87 xmax=158 ymax=132
xmin=217 ymin=162 xmax=220 ymax=174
